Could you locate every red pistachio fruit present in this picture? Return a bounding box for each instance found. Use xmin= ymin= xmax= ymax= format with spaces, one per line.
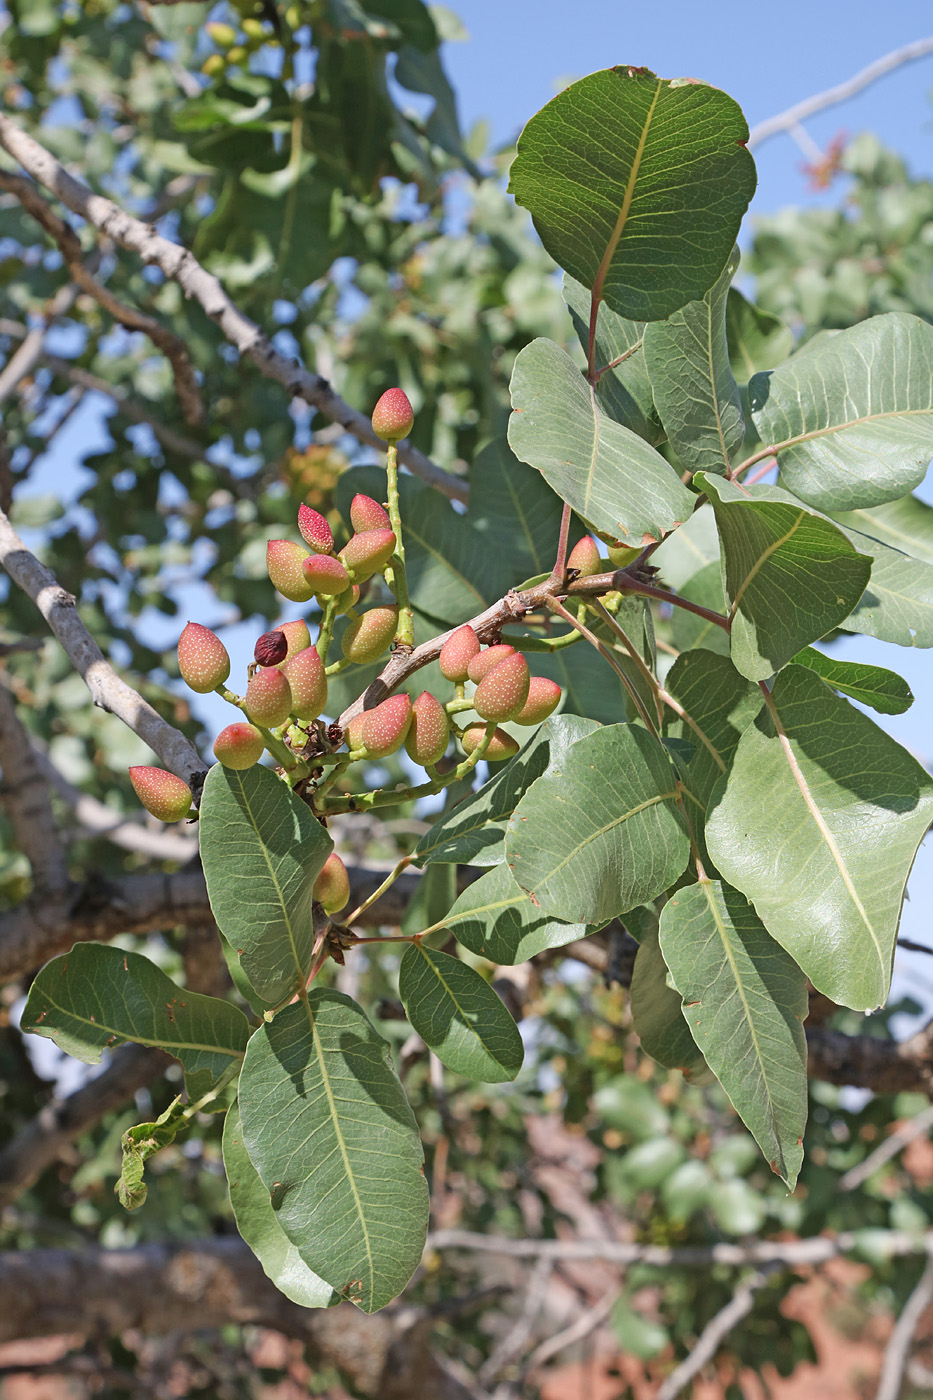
xmin=282 ymin=646 xmax=327 ymax=721
xmin=405 ymin=691 xmax=450 ymax=767
xmin=314 ymin=851 xmax=350 ymax=914
xmin=302 ymin=553 xmax=350 ymax=596
xmin=276 ymin=619 xmax=312 ymax=662
xmin=371 ymin=387 xmax=414 ymax=442
xmin=460 ymin=724 xmax=519 ymax=762
xmin=244 ymin=667 xmax=293 ymax=729
xmin=213 ymin=722 xmax=265 ymax=769
xmin=467 ymin=643 xmax=516 ymax=685
xmin=177 ymin=621 xmax=230 ymax=693
xmin=254 ymin=630 xmax=288 ymax=667
xmin=473 ymin=652 xmax=530 ymax=723
xmin=297 ymin=504 xmax=334 ymax=554
xmin=513 ymin=676 xmax=562 ymax=726
xmin=128 ymin=766 xmax=193 ymax=823
xmin=341 ymin=606 xmax=398 ymax=665
xmin=360 ymin=693 xmax=412 ymax=759
xmin=439 ymin=624 xmax=481 ymax=682
xmin=567 ymin=535 xmax=602 ymax=578
xmin=339 ymin=528 xmax=396 ymax=582
xmin=267 ymin=540 xmax=315 ymax=603
xmin=349 ymin=493 xmax=390 ymax=533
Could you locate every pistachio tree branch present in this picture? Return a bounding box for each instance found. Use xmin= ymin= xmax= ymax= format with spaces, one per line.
xmin=0 ymin=114 xmax=466 ymax=503
xmin=655 ymin=1264 xmax=785 ymax=1400
xmin=0 ymin=684 xmax=69 ymax=894
xmin=875 ymin=1256 xmax=933 ymax=1400
xmin=0 ymin=282 xmax=80 ymax=407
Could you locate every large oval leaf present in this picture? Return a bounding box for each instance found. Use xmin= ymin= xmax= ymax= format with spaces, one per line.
xmin=832 ymin=493 xmax=933 ymax=566
xmin=399 ymin=943 xmax=524 ymax=1082
xmin=238 ymin=991 xmax=429 ymax=1314
xmin=508 ymin=338 xmax=694 ymax=544
xmin=199 ymin=763 xmax=332 ymax=1005
xmin=662 ymin=649 xmax=761 ymax=808
xmin=505 ymin=723 xmax=690 ymax=925
xmin=832 ymin=517 xmax=933 ymax=648
xmin=23 ymin=944 xmax=249 ymax=1095
xmin=508 ymin=68 xmax=755 ymax=322
xmin=443 ymin=862 xmax=592 ymax=964
xmin=659 ymin=880 xmax=808 ymax=1187
xmin=748 ymin=313 xmax=933 ymax=510
xmin=706 ymin=665 xmax=933 ymax=1010
xmin=629 ymin=922 xmax=711 ymax=1083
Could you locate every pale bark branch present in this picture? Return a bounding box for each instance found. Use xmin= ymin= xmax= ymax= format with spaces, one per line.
xmin=875 ymin=1255 xmax=933 ymax=1400
xmin=0 ymin=282 xmax=80 ymax=407
xmin=0 ymin=114 xmax=466 ymax=503
xmin=839 ymin=1103 xmax=933 ymax=1193
xmin=0 ymin=169 xmax=203 ymax=424
xmin=0 ymin=684 xmax=69 ymax=894
xmin=655 ymin=1264 xmax=783 ymax=1400
xmin=523 ymin=1289 xmax=615 ymax=1372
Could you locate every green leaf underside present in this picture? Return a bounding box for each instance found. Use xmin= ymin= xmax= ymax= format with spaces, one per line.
xmin=505 ymin=723 xmax=690 ymax=925
xmin=629 ymin=923 xmax=709 ymax=1080
xmin=118 ymin=1098 xmax=187 ymax=1211
xmin=199 ymin=763 xmax=332 ymax=1004
xmin=23 ymin=945 xmax=249 ymax=1090
xmin=444 ymin=862 xmax=593 ymax=964
xmin=791 ymin=648 xmax=914 ymax=715
xmin=508 ymin=68 xmax=755 ymax=322
xmin=832 ymin=517 xmax=933 ymax=648
xmin=663 ymin=649 xmax=761 ymax=808
xmin=468 ymin=438 xmax=567 ymax=584
xmin=643 ymin=246 xmax=744 ymax=475
xmin=671 ymin=562 xmax=730 ymax=656
xmin=832 ymin=494 xmax=933 ymax=567
xmin=223 ymin=1103 xmax=336 ymax=1309
xmin=748 ymin=313 xmax=933 ymax=510
xmin=416 ymin=714 xmax=600 ymax=866
xmin=508 ymin=338 xmax=694 ymax=542
xmin=399 ymin=944 xmax=524 ymax=1082
xmin=699 ymin=474 xmax=872 ymax=681
xmin=659 ymin=880 xmax=807 ymax=1187
xmin=238 ymin=991 xmax=429 ymax=1314
xmin=706 ymin=665 xmax=933 ymax=1010
xmin=563 ymin=274 xmax=662 ymax=444
xmin=725 ymin=287 xmax=793 ymax=382
xmin=651 ymin=503 xmax=720 ymax=589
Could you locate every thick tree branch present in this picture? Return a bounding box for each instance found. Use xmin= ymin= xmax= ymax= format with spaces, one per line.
xmin=0 ymin=114 xmax=466 ymax=503
xmin=0 ymin=684 xmax=69 ymax=894
xmin=806 ymin=1021 xmax=933 ymax=1096
xmin=0 ymin=169 xmax=203 ymax=424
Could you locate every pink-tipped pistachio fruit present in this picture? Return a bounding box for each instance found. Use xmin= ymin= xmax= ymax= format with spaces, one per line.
xmin=349 ymin=493 xmax=390 ymax=533
xmin=314 ymin=851 xmax=350 ymax=914
xmin=371 ymin=387 xmax=414 ymax=442
xmin=473 ymin=652 xmax=530 ymax=723
xmin=405 ymin=691 xmax=450 ymax=767
xmin=267 ymin=540 xmax=315 ymax=603
xmin=254 ymin=630 xmax=288 ymax=667
xmin=513 ymin=676 xmax=562 ymax=726
xmin=439 ymin=623 xmax=481 ymax=682
xmin=128 ymin=766 xmax=193 ymax=823
xmin=339 ymin=528 xmax=396 ymax=582
xmin=244 ymin=667 xmax=293 ymax=729
xmin=276 ymin=619 xmax=312 ymax=662
xmin=345 ymin=713 xmax=365 ymax=752
xmin=213 ymin=722 xmax=265 ymax=769
xmin=467 ymin=643 xmax=516 ymax=685
xmin=297 ymin=504 xmax=334 ymax=554
xmin=282 ymin=645 xmax=327 ymax=721
xmin=567 ymin=535 xmax=602 ymax=578
xmin=460 ymin=724 xmax=519 ymax=762
xmin=360 ymin=693 xmax=412 ymax=759
xmin=177 ymin=622 xmax=230 ymax=693
xmin=341 ymin=606 xmax=399 ymax=665
xmin=302 ymin=552 xmax=351 ymax=596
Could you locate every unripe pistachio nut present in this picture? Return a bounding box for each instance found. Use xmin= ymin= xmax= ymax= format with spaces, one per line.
xmin=177 ymin=621 xmax=231 ymax=693
xmin=473 ymin=652 xmax=530 ymax=722
xmin=213 ymin=722 xmax=265 ymax=769
xmin=371 ymin=387 xmax=414 ymax=442
xmin=335 ymin=584 xmax=361 ymax=614
xmin=314 ymin=851 xmax=351 ymax=915
xmin=276 ymin=619 xmax=312 ymax=662
xmin=567 ymin=535 xmax=602 ymax=577
xmin=467 ymin=643 xmax=516 ymax=685
xmin=302 ymin=552 xmax=350 ymax=596
xmin=297 ymin=504 xmax=334 ymax=554
xmin=281 ymin=646 xmax=327 ymax=721
xmin=349 ymin=493 xmax=390 ymax=532
xmin=128 ymin=766 xmax=193 ymax=823
xmin=341 ymin=606 xmax=398 ymax=665
xmin=244 ymin=667 xmax=293 ymax=729
xmin=405 ymin=691 xmax=450 ymax=767
xmin=360 ymin=693 xmax=412 ymax=759
xmin=339 ymin=528 xmax=396 ymax=582
xmin=513 ymin=676 xmax=562 ymax=726
xmin=439 ymin=624 xmax=481 ymax=682
xmin=460 ymin=724 xmax=519 ymax=762
xmin=607 ymin=541 xmax=641 ymax=568
xmin=267 ymin=539 xmax=315 ymax=603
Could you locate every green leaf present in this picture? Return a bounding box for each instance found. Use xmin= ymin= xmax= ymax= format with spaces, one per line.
xmin=508 ymin=338 xmax=694 ymax=545
xmin=670 ymin=561 xmax=730 ymax=657
xmin=199 ymin=763 xmax=332 ymax=1004
xmin=832 ymin=494 xmax=933 ymax=566
xmin=508 ymin=68 xmax=755 ymax=323
xmin=117 ymin=1097 xmax=187 ymax=1211
xmin=563 ymin=274 xmax=662 ymax=444
xmin=706 ymin=665 xmax=933 ymax=1009
xmin=748 ymin=313 xmax=933 ymax=510
xmin=467 ymin=438 xmax=565 ymax=585
xmin=443 ymin=862 xmax=592 ymax=964
xmin=22 ymin=945 xmax=249 ymax=1093
xmin=697 ymin=474 xmax=872 ymax=681
xmin=505 ymin=724 xmax=690 ymax=925
xmin=398 ymin=943 xmax=523 ymax=1082
xmin=643 ymin=246 xmax=745 ymax=475
xmin=223 ymin=1103 xmax=337 ymax=1309
xmin=834 ymin=519 xmax=933 ymax=648
xmin=415 ymin=714 xmax=599 ymax=867
xmin=651 ymin=503 xmax=720 ymax=589
xmin=663 ymin=649 xmax=761 ymax=807
xmin=401 ymin=863 xmax=456 ymax=939
xmin=238 ymin=991 xmax=429 ymax=1313
xmin=725 ymin=287 xmax=793 ymax=381
xmin=790 ymin=647 xmax=914 ymax=715
xmin=659 ymin=880 xmax=808 ymax=1187
xmin=630 ymin=924 xmax=710 ymax=1081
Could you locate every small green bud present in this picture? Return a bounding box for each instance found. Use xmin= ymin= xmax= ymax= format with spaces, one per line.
xmin=341 ymin=606 xmax=398 ymax=665
xmin=314 ymin=852 xmax=350 ymax=914
xmin=201 ymin=53 xmax=226 ymax=77
xmin=371 ymin=387 xmax=414 ymax=442
xmin=177 ymin=622 xmax=230 ymax=693
xmin=205 ymin=21 xmax=237 ymax=46
xmin=213 ymin=722 xmax=265 ymax=769
xmin=267 ymin=540 xmax=315 ymax=603
xmin=473 ymin=652 xmax=530 ymax=723
xmin=128 ymin=766 xmax=193 ymax=823
xmin=405 ymin=691 xmax=449 ymax=767
xmin=244 ymin=668 xmax=293 ymax=729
